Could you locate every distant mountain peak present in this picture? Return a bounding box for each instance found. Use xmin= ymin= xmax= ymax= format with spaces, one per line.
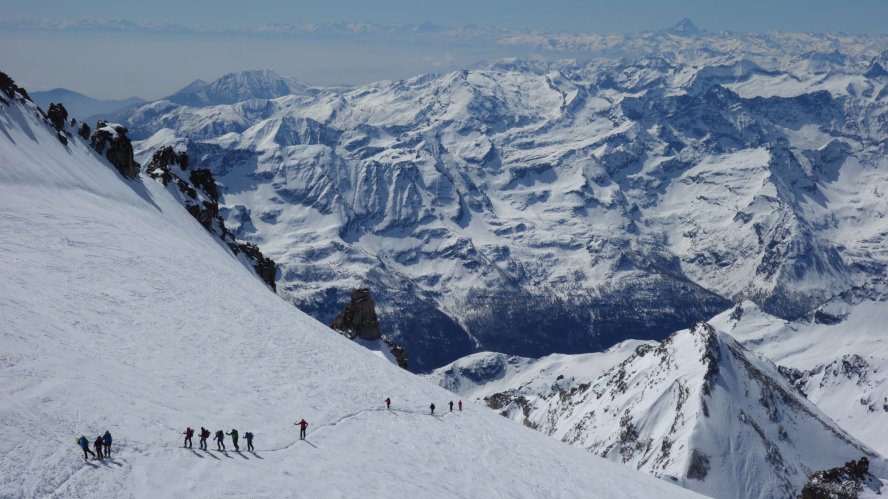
xmin=667 ymin=18 xmax=703 ymax=36
xmin=165 ymin=69 xmax=295 ymax=106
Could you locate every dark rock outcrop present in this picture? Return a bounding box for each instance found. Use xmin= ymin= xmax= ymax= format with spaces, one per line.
xmin=0 ymin=71 xmax=32 ymax=103
xmin=799 ymin=457 xmax=880 ymax=499
xmin=330 ymin=288 xmax=409 ymax=369
xmin=330 ymin=288 xmax=382 ymax=340
xmin=78 ymin=122 xmax=91 ymax=141
xmin=383 ymin=338 xmax=409 ymax=371
xmin=47 ymin=103 xmax=68 ymax=131
xmin=234 ymin=241 xmax=276 ymax=290
xmin=90 ymin=121 xmax=139 ymax=177
xmin=146 ymin=146 xmax=276 ymax=290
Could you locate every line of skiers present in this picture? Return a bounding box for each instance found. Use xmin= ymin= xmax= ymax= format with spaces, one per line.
xmin=76 ymin=398 xmax=464 ymax=460
xmin=183 ymin=427 xmax=255 ymax=452
xmin=76 ymin=431 xmax=112 ymax=461
xmin=429 ymin=399 xmax=462 ymax=415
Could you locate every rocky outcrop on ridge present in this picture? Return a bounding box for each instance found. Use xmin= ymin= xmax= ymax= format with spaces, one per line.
xmin=330 ymin=288 xmax=382 ymax=341
xmin=799 ymin=457 xmax=881 ymax=499
xmin=146 ymin=145 xmax=276 ymax=290
xmin=331 ymin=288 xmax=409 ymax=369
xmin=90 ymin=120 xmax=139 ymax=177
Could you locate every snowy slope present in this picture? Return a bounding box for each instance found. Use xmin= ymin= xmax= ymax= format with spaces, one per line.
xmin=0 ymin=79 xmax=701 ymax=498
xmin=429 ymin=324 xmax=886 ymax=499
xmin=115 ymin=41 xmax=888 ymax=371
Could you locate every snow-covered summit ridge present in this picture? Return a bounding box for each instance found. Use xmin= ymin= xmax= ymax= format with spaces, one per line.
xmin=164 ymin=69 xmax=304 ymax=107
xmin=0 ymin=74 xmax=702 ymax=498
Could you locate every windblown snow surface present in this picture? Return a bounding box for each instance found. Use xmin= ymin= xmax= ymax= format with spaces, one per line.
xmin=0 ymin=90 xmax=702 ymax=497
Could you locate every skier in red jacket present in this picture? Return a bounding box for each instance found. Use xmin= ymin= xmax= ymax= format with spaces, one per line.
xmin=295 ymin=419 xmax=308 ymax=440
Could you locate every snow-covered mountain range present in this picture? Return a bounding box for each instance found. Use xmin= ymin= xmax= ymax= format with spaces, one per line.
xmin=99 ymin=24 xmax=888 ymax=372
xmin=0 ymin=73 xmax=702 ymax=498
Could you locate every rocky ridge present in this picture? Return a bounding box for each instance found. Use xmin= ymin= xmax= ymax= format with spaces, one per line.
xmin=145 ymin=145 xmax=277 ymax=290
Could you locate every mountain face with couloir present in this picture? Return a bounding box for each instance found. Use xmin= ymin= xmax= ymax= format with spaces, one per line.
xmin=86 ymin=23 xmax=888 ymax=372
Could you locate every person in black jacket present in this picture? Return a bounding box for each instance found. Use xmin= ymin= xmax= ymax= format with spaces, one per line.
xmin=198 ymin=427 xmax=210 ymax=450
xmin=102 ymin=431 xmax=112 ymax=457
xmin=214 ymin=430 xmax=225 ymax=451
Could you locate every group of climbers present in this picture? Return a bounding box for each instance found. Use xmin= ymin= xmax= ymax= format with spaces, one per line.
xmin=181 ymin=427 xmax=255 ymax=452
xmin=429 ymin=399 xmax=463 ymax=415
xmin=76 ymin=431 xmax=112 ymax=461
xmin=76 ymin=398 xmax=465 ymax=461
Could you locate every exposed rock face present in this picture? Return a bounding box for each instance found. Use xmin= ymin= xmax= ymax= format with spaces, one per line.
xmin=383 ymin=338 xmax=409 ymax=371
xmin=146 ymin=145 xmax=277 ymax=290
xmin=78 ymin=122 xmax=91 ymax=141
xmin=90 ymin=121 xmax=139 ymax=177
xmin=47 ymin=103 xmax=68 ymax=132
xmin=330 ymin=288 xmax=409 ymax=370
xmin=0 ymin=71 xmax=32 ymax=103
xmin=799 ymin=457 xmax=880 ymax=499
xmin=330 ymin=288 xmax=382 ymax=341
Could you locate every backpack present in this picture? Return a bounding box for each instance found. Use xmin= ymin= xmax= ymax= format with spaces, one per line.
xmin=245 ymin=432 xmax=253 ymax=440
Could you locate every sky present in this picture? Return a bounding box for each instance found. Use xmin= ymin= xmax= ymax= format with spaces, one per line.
xmin=1 ymin=0 xmax=887 ymax=99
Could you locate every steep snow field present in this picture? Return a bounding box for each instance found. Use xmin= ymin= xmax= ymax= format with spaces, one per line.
xmin=0 ymin=90 xmax=703 ymax=497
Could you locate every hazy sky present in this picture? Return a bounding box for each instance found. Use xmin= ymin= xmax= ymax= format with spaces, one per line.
xmin=5 ymin=0 xmax=888 ymax=33
xmin=2 ymin=0 xmax=887 ymax=99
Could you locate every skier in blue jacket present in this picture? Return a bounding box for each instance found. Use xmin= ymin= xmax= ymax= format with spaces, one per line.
xmin=76 ymin=435 xmax=95 ymax=461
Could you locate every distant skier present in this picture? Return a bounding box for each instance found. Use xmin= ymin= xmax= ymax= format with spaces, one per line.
xmin=93 ymin=436 xmax=104 ymax=460
xmin=214 ymin=430 xmax=226 ymax=451
xmin=295 ymin=419 xmax=308 ymax=440
xmin=199 ymin=427 xmax=210 ymax=450
xmin=183 ymin=427 xmax=194 ymax=448
xmin=244 ymin=432 xmax=254 ymax=452
xmin=458 ymin=400 xmax=462 ymax=412
xmin=385 ymin=397 xmax=391 ymax=410
xmin=102 ymin=431 xmax=112 ymax=457
xmin=227 ymin=429 xmax=240 ymax=451
xmin=77 ymin=435 xmax=95 ymax=461
xmin=430 ymin=403 xmax=435 ymax=415
xmin=449 ymin=401 xmax=454 ymax=412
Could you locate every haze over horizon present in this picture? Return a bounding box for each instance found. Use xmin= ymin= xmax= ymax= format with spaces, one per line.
xmin=2 ymin=0 xmax=888 ymax=100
